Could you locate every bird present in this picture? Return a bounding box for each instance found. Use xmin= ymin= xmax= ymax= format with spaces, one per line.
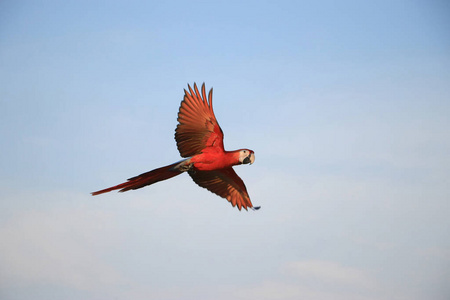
xmin=91 ymin=83 xmax=260 ymax=211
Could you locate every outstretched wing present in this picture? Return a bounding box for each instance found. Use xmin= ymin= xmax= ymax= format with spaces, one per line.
xmin=175 ymin=83 xmax=224 ymax=158
xmin=188 ymin=167 xmax=256 ymax=211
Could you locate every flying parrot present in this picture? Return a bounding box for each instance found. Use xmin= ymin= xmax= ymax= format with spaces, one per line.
xmin=91 ymin=83 xmax=260 ymax=211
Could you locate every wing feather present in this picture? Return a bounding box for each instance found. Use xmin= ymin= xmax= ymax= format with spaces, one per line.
xmin=188 ymin=168 xmax=255 ymax=211
xmin=175 ymin=83 xmax=224 ymax=157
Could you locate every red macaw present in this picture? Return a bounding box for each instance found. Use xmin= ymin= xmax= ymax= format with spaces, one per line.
xmin=92 ymin=83 xmax=260 ymax=211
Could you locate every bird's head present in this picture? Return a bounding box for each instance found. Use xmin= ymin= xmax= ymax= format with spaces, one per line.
xmin=238 ymin=149 xmax=255 ymax=165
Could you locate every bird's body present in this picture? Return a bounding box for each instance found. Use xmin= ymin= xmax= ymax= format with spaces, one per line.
xmin=92 ymin=83 xmax=259 ymax=211
xmin=190 ymin=149 xmax=241 ymax=171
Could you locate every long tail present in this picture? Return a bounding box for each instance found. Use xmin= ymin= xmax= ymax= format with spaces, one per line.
xmin=91 ymin=160 xmax=188 ymax=196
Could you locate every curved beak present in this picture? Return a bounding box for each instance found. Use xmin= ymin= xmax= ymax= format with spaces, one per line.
xmin=243 ymin=152 xmax=255 ymax=165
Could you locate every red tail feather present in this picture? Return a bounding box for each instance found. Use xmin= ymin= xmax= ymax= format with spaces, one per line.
xmin=91 ymin=162 xmax=184 ymax=196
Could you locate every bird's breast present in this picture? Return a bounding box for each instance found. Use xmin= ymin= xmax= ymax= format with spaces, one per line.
xmin=190 ymin=151 xmax=239 ymax=171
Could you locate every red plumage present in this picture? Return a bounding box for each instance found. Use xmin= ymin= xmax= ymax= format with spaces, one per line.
xmin=91 ymin=162 xmax=182 ymax=195
xmin=91 ymin=83 xmax=259 ymax=211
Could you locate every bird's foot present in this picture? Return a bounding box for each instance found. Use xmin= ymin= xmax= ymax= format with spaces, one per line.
xmin=178 ymin=163 xmax=194 ymax=172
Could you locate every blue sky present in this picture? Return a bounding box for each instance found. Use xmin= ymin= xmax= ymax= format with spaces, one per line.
xmin=1 ymin=1 xmax=449 ymax=299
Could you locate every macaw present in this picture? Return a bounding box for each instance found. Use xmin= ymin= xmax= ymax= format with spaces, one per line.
xmin=91 ymin=83 xmax=259 ymax=211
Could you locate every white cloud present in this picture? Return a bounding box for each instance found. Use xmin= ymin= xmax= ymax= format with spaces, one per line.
xmin=233 ymin=281 xmax=376 ymax=300
xmin=417 ymin=247 xmax=450 ymax=261
xmin=284 ymin=260 xmax=376 ymax=289
xmin=229 ymin=260 xmax=381 ymax=300
xmin=0 ymin=206 xmax=126 ymax=292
